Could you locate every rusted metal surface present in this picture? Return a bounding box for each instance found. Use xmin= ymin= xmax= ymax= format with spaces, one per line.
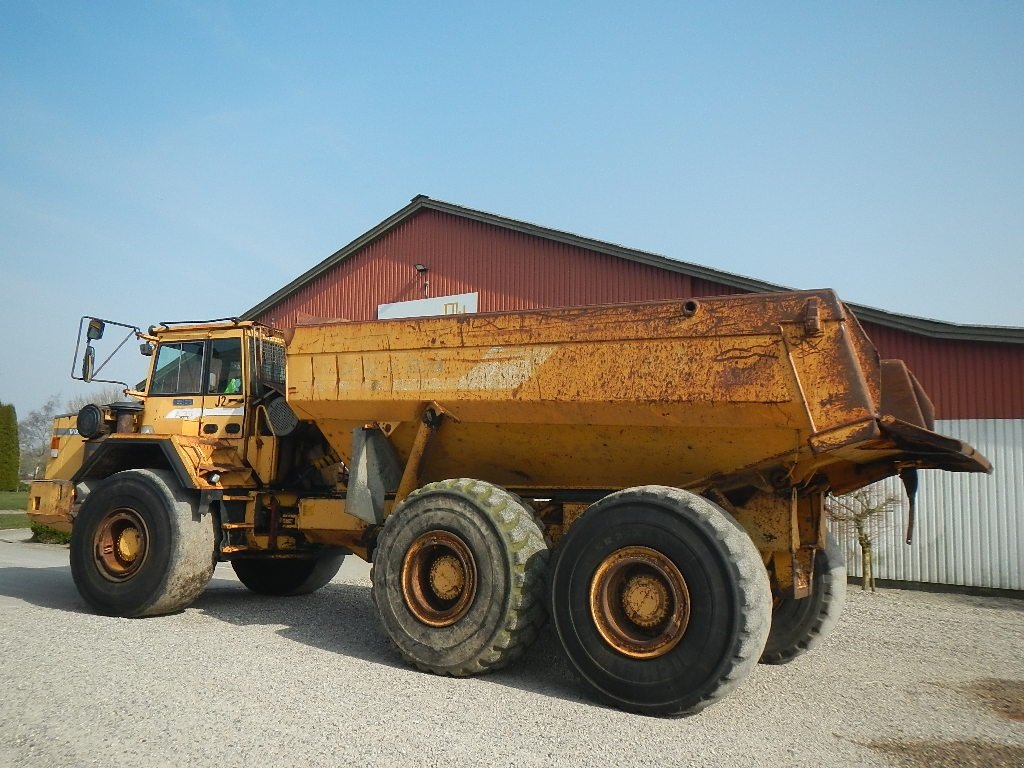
xmin=26 ymin=479 xmax=75 ymax=531
xmin=295 ymin=497 xmax=370 ymax=557
xmin=93 ymin=509 xmax=149 ymax=581
xmin=401 ymin=530 xmax=477 ymax=627
xmin=394 ymin=406 xmax=443 ymax=504
xmin=589 ymin=546 xmax=690 ymax=659
xmin=880 ymin=360 xmax=934 ymax=430
xmin=731 ymin=491 xmax=816 ymax=598
xmin=169 ymin=436 xmax=256 ymax=489
xmin=286 ymin=289 xmax=990 ymax=499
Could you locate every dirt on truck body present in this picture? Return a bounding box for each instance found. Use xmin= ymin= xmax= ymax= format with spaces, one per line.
xmin=29 ymin=289 xmax=990 ymax=715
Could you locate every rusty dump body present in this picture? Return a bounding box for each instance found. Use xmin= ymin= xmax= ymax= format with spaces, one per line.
xmin=33 ymin=288 xmax=991 ymax=716
xmin=286 ymin=289 xmax=988 ymax=503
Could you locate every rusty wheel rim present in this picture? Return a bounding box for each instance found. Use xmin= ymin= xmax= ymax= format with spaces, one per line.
xmin=94 ymin=508 xmax=150 ymax=582
xmin=401 ymin=531 xmax=477 ymax=627
xmin=589 ymin=546 xmax=690 ymax=659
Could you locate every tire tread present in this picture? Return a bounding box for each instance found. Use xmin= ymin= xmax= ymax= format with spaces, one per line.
xmin=550 ymin=485 xmax=772 ymax=716
xmin=372 ymin=478 xmax=548 ymax=677
xmin=760 ymin=535 xmax=847 ymax=665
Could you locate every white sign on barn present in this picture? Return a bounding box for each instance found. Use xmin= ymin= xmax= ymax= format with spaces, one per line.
xmin=377 ymin=292 xmax=478 ymax=320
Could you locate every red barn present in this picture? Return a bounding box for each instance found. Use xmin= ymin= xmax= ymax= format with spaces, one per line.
xmin=244 ymin=196 xmax=1024 ymax=592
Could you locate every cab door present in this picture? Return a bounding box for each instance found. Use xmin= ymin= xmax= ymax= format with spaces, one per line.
xmin=146 ymin=340 xmax=207 ymax=436
xmin=198 ymin=336 xmax=246 ymax=440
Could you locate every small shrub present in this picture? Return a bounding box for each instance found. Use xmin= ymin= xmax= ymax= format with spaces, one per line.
xmin=30 ymin=523 xmax=71 ymax=545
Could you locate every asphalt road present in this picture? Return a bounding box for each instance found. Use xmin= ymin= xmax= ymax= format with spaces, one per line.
xmin=1 ymin=531 xmax=1022 ymax=768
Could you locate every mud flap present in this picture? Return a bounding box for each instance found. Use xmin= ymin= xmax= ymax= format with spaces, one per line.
xmin=899 ymin=468 xmax=918 ymax=545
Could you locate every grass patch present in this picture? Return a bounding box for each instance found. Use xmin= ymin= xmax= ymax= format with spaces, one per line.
xmin=30 ymin=523 xmax=71 ymax=545
xmin=0 ymin=512 xmax=31 ymax=530
xmin=0 ymin=490 xmax=28 ymax=511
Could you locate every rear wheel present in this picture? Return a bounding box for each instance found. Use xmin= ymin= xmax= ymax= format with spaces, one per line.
xmin=549 ymin=486 xmax=771 ymax=716
xmin=760 ymin=535 xmax=846 ymax=664
xmin=232 ymin=554 xmax=346 ymax=596
xmin=371 ymin=478 xmax=548 ymax=676
xmin=70 ymin=469 xmax=216 ymax=617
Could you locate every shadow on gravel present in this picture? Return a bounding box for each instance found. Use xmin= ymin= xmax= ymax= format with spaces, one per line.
xmin=948 ymin=593 xmax=1024 ymax=613
xmin=195 ymin=581 xmax=401 ymax=668
xmin=193 ymin=580 xmax=589 ymax=709
xmin=0 ymin=565 xmax=84 ymax=612
xmin=0 ymin=561 xmax=590 ymax=710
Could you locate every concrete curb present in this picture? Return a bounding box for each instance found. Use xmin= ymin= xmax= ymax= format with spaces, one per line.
xmin=0 ymin=528 xmax=34 ymax=544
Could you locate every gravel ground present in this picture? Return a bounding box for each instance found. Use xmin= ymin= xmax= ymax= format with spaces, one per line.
xmin=1 ymin=531 xmax=1022 ymax=768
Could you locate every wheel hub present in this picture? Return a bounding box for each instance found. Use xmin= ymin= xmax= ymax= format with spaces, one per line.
xmin=589 ymin=546 xmax=690 ymax=659
xmin=429 ymin=554 xmax=465 ymax=600
xmin=116 ymin=528 xmax=142 ymax=562
xmin=94 ymin=509 xmax=149 ymax=582
xmin=621 ymin=573 xmax=670 ymax=628
xmin=401 ymin=531 xmax=477 ymax=627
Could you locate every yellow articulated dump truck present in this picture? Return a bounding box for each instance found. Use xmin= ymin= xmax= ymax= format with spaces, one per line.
xmin=29 ymin=289 xmax=990 ymax=715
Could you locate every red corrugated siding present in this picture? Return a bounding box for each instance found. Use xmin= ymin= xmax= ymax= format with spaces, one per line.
xmin=260 ymin=210 xmax=751 ymax=329
xmin=860 ymin=321 xmax=1023 ymax=420
xmin=258 ymin=209 xmax=1022 ymax=420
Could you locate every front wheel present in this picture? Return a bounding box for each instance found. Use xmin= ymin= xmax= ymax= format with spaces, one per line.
xmin=69 ymin=469 xmax=216 ymax=617
xmin=548 ymin=486 xmax=771 ymax=716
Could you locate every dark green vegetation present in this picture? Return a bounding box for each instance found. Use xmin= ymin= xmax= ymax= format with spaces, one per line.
xmin=30 ymin=523 xmax=71 ymax=544
xmin=0 ymin=402 xmax=18 ymax=491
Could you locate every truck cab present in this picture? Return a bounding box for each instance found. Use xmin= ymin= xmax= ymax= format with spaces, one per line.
xmin=28 ymin=319 xmax=291 ymax=533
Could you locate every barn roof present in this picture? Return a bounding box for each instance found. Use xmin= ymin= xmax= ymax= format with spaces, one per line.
xmin=243 ymin=195 xmax=1024 ymax=344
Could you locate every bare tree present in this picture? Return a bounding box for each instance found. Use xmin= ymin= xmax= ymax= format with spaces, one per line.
xmin=826 ymin=487 xmax=902 ymax=592
xmin=17 ymin=386 xmax=129 ymax=479
xmin=65 ymin=385 xmax=130 ymax=415
xmin=17 ymin=395 xmax=62 ymax=479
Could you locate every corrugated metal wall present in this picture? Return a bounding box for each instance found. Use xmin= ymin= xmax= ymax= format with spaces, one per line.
xmin=829 ymin=418 xmax=1023 ymax=591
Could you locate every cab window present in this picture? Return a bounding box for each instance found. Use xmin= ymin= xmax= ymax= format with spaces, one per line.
xmin=150 ymin=342 xmax=205 ymax=395
xmin=208 ymin=338 xmax=244 ymax=395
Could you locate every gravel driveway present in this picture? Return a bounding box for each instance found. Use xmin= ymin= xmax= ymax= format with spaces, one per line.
xmin=1 ymin=532 xmax=1021 ymax=768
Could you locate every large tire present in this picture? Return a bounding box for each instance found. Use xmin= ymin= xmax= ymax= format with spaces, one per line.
xmin=371 ymin=478 xmax=548 ymax=676
xmin=760 ymin=535 xmax=847 ymax=665
xmin=549 ymin=486 xmax=771 ymax=716
xmin=232 ymin=553 xmax=346 ymax=596
xmin=69 ymin=469 xmax=216 ymax=617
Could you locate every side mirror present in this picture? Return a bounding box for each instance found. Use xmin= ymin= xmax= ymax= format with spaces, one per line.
xmin=82 ymin=345 xmax=96 ymax=382
xmin=87 ymin=318 xmax=106 ymax=341
xmin=139 ymin=342 xmax=155 ymax=357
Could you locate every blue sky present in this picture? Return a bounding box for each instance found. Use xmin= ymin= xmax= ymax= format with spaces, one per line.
xmin=2 ymin=1 xmax=1022 ymax=419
